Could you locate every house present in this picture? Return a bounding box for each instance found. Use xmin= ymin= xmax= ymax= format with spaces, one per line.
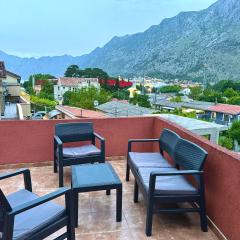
xmin=55 ymin=105 xmax=107 ymax=119
xmin=206 ymin=104 xmax=240 ymax=125
xmin=179 ymin=87 xmax=191 ymax=95
xmin=0 ymin=61 xmax=7 ymax=115
xmin=0 ymin=61 xmax=21 ymax=104
xmin=34 ymin=79 xmax=58 ymax=94
xmin=54 ymin=77 xmax=99 ymax=101
xmin=99 ymin=79 xmax=133 ymax=88
xmin=5 ymin=70 xmax=21 ymax=101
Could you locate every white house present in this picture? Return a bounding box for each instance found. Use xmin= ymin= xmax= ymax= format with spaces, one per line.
xmin=54 ymin=77 xmax=100 ymax=101
xmin=0 ymin=61 xmax=21 ymax=115
xmin=179 ymin=88 xmax=191 ymax=96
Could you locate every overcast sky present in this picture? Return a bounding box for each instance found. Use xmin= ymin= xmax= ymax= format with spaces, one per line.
xmin=0 ymin=0 xmax=217 ymax=57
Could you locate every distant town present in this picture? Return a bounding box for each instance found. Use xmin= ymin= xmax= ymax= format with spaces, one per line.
xmin=1 ymin=61 xmax=240 ymax=152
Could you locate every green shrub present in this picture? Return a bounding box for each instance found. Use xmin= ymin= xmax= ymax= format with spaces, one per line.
xmin=228 ymin=121 xmax=240 ymax=143
xmin=219 ymin=136 xmax=233 ymax=150
xmin=30 ymin=95 xmax=57 ymax=109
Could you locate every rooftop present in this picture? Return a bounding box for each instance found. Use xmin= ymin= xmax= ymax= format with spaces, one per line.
xmin=56 ymin=105 xmax=108 ymax=118
xmin=0 ymin=159 xmax=219 ymax=240
xmin=6 ymin=70 xmax=21 ymax=80
xmin=58 ymin=77 xmax=99 ymax=87
xmin=207 ymin=104 xmax=240 ymax=115
xmin=153 ymin=99 xmax=215 ymax=111
xmin=159 ymin=114 xmax=228 ymax=143
xmin=96 ymin=100 xmax=155 ymax=117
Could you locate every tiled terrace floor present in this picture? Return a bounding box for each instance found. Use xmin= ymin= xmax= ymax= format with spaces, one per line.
xmin=0 ymin=160 xmax=219 ymax=240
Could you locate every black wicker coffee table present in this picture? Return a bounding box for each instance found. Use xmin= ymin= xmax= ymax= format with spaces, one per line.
xmin=71 ymin=163 xmax=122 ymax=227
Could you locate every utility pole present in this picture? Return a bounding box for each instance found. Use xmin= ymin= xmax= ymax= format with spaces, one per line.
xmin=32 ymin=75 xmax=35 ymax=90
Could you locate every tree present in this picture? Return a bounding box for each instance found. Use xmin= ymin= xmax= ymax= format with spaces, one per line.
xmin=63 ymin=86 xmax=111 ymax=110
xmin=64 ymin=65 xmax=80 ymax=77
xmin=112 ymin=89 xmax=130 ymax=100
xmin=228 ymin=121 xmax=240 ymax=143
xmin=198 ymin=89 xmax=226 ymax=103
xmin=64 ymin=65 xmax=110 ymax=80
xmin=228 ymin=96 xmax=240 ymax=105
xmin=159 ymin=85 xmax=181 ymax=93
xmin=23 ymin=73 xmax=55 ymax=94
xmin=38 ymin=80 xmax=54 ymax=100
xmin=170 ymin=96 xmax=182 ymax=103
xmin=23 ymin=78 xmax=35 ymax=95
xmin=130 ymin=93 xmax=151 ymax=108
xmin=189 ymin=86 xmax=202 ymax=99
xmin=79 ymin=68 xmax=109 ymax=79
xmin=224 ymin=88 xmax=238 ymax=98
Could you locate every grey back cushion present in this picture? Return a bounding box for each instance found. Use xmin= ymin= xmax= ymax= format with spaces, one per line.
xmin=159 ymin=128 xmax=180 ymax=159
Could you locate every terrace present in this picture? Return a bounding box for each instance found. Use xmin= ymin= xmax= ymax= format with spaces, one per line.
xmin=0 ymin=116 xmax=239 ymax=240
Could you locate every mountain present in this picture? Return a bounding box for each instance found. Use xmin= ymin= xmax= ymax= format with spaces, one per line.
xmin=1 ymin=0 xmax=240 ymax=81
xmin=0 ymin=50 xmax=82 ymax=80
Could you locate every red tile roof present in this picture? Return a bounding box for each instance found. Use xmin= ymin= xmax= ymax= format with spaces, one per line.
xmin=208 ymin=104 xmax=240 ymax=115
xmin=59 ymin=77 xmax=99 ymax=87
xmin=119 ymin=80 xmax=132 ymax=88
xmin=57 ymin=105 xmax=107 ymax=118
xmin=100 ymin=79 xmax=132 ymax=88
xmin=36 ymin=79 xmax=57 ymax=86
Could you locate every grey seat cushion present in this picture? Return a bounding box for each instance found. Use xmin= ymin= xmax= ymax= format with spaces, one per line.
xmin=129 ymin=152 xmax=172 ymax=169
xmin=6 ymin=189 xmax=65 ymax=240
xmin=62 ymin=144 xmax=101 ymax=158
xmin=138 ymin=167 xmax=197 ymax=195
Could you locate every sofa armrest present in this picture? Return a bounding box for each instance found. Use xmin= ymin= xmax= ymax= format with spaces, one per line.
xmin=0 ymin=168 xmax=32 ymax=191
xmin=54 ymin=135 xmax=63 ymax=147
xmin=94 ymin=132 xmax=105 ymax=161
xmin=9 ymin=187 xmax=70 ymax=216
xmin=149 ymin=170 xmax=204 ymax=195
xmin=54 ymin=135 xmax=63 ymax=162
xmin=128 ymin=139 xmax=159 ymax=152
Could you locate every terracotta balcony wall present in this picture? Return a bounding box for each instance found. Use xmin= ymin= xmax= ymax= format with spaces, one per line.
xmin=0 ymin=117 xmax=155 ymax=165
xmin=0 ymin=116 xmax=240 ymax=240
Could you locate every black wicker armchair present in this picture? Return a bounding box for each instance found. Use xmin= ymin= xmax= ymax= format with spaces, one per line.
xmin=54 ymin=122 xmax=105 ymax=187
xmin=0 ymin=169 xmax=75 ymax=240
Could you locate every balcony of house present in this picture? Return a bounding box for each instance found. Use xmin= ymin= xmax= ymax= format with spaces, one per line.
xmin=0 ymin=116 xmax=239 ymax=240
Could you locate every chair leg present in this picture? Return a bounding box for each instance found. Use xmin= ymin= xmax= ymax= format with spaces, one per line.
xmin=2 ymin=214 xmax=14 ymax=240
xmin=116 ymin=185 xmax=122 ymax=222
xmin=67 ymin=224 xmax=75 ymax=240
xmin=134 ymin=181 xmax=139 ymax=203
xmin=199 ymin=177 xmax=208 ymax=232
xmin=126 ymin=163 xmax=130 ymax=181
xmin=199 ymin=198 xmax=208 ymax=232
xmin=74 ymin=193 xmax=79 ymax=228
xmin=59 ymin=165 xmax=64 ymax=187
xmin=67 ymin=192 xmax=76 ymax=240
xmin=145 ymin=199 xmax=154 ymax=236
xmin=54 ymin=159 xmax=58 ymax=173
